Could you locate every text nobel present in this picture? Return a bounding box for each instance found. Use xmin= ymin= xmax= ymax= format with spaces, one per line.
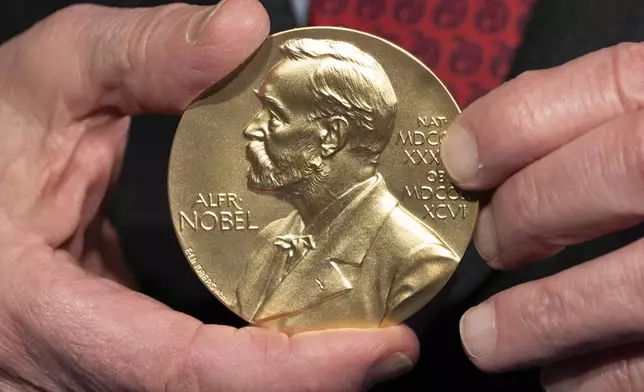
xmin=178 ymin=192 xmax=259 ymax=232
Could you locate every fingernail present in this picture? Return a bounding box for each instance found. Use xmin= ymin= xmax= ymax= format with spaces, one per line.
xmin=474 ymin=206 xmax=500 ymax=262
xmin=541 ymin=366 xmax=581 ymax=392
xmin=186 ymin=1 xmax=226 ymax=44
xmin=364 ymin=352 xmax=414 ymax=390
xmin=440 ymin=122 xmax=481 ymax=185
xmin=460 ymin=302 xmax=497 ymax=359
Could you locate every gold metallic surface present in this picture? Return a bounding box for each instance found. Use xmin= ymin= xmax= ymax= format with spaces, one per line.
xmin=168 ymin=27 xmax=478 ymax=335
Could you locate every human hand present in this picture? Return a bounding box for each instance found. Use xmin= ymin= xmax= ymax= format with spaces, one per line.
xmin=0 ymin=1 xmax=418 ymax=391
xmin=440 ymin=42 xmax=644 ymax=391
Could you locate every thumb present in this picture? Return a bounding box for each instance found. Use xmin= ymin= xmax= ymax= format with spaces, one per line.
xmin=179 ymin=325 xmax=420 ymax=391
xmin=2 ymin=0 xmax=269 ymax=118
xmin=6 ymin=245 xmax=418 ymax=392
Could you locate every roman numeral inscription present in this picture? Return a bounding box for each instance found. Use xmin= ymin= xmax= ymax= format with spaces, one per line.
xmin=397 ymin=115 xmax=468 ymax=221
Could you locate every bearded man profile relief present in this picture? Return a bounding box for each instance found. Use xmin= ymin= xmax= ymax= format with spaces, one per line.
xmin=234 ymin=38 xmax=459 ymax=333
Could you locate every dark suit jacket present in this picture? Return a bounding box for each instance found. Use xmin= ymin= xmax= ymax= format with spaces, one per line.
xmin=1 ymin=0 xmax=643 ymax=391
xmin=234 ymin=174 xmax=459 ymax=334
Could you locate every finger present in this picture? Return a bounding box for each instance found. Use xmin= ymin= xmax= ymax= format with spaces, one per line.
xmin=2 ymin=0 xmax=269 ymax=119
xmin=459 ymin=238 xmax=644 ymax=373
xmin=1 ymin=244 xmax=418 ymax=391
xmin=471 ymin=109 xmax=644 ymax=267
xmin=439 ymin=42 xmax=644 ymax=189
xmin=541 ymin=343 xmax=644 ymax=392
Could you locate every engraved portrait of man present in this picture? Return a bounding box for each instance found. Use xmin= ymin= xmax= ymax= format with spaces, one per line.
xmin=234 ymin=38 xmax=459 ymax=332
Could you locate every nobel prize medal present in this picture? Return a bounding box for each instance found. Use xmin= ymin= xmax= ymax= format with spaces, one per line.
xmin=168 ymin=27 xmax=478 ymax=335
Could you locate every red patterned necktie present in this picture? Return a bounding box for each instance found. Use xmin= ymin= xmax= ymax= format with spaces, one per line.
xmin=308 ymin=0 xmax=537 ymax=108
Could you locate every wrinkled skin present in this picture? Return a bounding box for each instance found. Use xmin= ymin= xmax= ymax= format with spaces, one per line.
xmin=444 ymin=41 xmax=644 ymax=391
xmin=0 ymin=1 xmax=419 ymax=391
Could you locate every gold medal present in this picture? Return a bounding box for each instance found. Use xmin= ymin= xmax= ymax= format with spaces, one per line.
xmin=168 ymin=27 xmax=478 ymax=335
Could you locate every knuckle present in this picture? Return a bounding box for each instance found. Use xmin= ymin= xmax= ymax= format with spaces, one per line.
xmin=611 ymin=42 xmax=644 ymax=113
xmin=235 ymin=326 xmax=290 ymax=364
xmin=618 ymin=113 xmax=644 ymax=210
xmin=461 ymin=69 xmax=544 ymax=143
xmin=501 ymin=172 xmax=553 ymax=248
xmin=614 ymin=240 xmax=644 ymax=320
xmin=124 ymin=3 xmax=187 ymax=68
xmin=632 ymin=116 xmax=644 ymax=196
xmin=230 ymin=327 xmax=326 ymax=392
xmin=510 ymin=69 xmax=547 ymax=97
xmin=496 ymin=167 xmax=570 ymax=261
xmin=512 ymin=69 xmax=543 ymax=89
xmin=233 ymin=327 xmax=318 ymax=391
xmin=517 ymin=283 xmax=579 ymax=350
xmin=504 ymin=170 xmax=541 ymax=233
xmin=49 ymin=3 xmax=102 ymax=23
xmin=43 ymin=4 xmax=108 ymax=42
xmin=116 ymin=3 xmax=189 ymax=108
xmin=497 ymin=70 xmax=545 ymax=145
xmin=164 ymin=325 xmax=204 ymax=392
xmin=605 ymin=357 xmax=644 ymax=392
